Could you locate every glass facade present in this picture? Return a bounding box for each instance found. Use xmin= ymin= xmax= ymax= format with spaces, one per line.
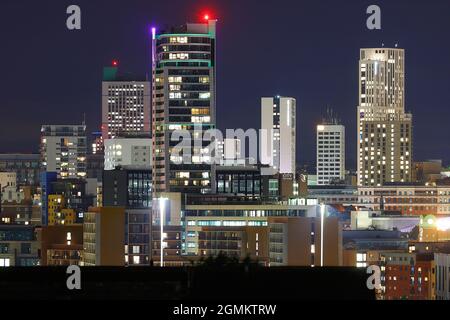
xmin=216 ymin=171 xmax=261 ymax=196
xmin=152 ymin=22 xmax=216 ymax=195
xmin=127 ymin=171 xmax=152 ymax=208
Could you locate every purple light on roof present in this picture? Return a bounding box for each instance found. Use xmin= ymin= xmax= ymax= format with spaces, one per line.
xmin=151 ymin=27 xmax=156 ymax=66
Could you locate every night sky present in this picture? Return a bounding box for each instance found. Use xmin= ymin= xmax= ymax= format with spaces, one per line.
xmin=1 ymin=0 xmax=449 ymax=170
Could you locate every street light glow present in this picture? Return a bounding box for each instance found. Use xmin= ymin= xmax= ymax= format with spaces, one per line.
xmin=159 ymin=197 xmax=169 ymax=267
xmin=320 ymin=203 xmax=326 ymax=267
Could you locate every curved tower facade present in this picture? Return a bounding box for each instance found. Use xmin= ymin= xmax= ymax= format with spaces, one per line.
xmin=152 ymin=20 xmax=217 ymax=195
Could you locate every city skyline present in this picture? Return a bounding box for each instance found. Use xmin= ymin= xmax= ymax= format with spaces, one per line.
xmin=1 ymin=0 xmax=450 ymax=170
xmin=2 ymin=1 xmax=450 ymax=304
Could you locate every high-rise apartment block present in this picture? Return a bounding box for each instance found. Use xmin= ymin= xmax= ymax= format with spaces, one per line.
xmin=357 ymin=48 xmax=412 ymax=186
xmin=101 ymin=65 xmax=151 ymax=140
xmin=103 ymin=167 xmax=152 ymax=265
xmin=40 ymin=125 xmax=87 ymax=179
xmin=317 ymin=120 xmax=345 ymax=185
xmin=261 ymin=96 xmax=296 ymax=174
xmin=152 ymin=20 xmax=217 ymax=195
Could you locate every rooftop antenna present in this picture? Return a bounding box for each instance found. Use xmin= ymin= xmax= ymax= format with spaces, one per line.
xmin=82 ymin=113 xmax=86 ymax=126
xmin=323 ymin=106 xmax=330 ymax=124
xmin=323 ymin=106 xmax=340 ymax=125
xmin=328 ymin=106 xmax=340 ymax=125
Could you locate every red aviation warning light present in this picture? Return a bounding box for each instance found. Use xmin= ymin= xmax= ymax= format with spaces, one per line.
xmin=201 ymin=11 xmax=215 ymax=22
xmin=112 ymin=60 xmax=119 ymax=67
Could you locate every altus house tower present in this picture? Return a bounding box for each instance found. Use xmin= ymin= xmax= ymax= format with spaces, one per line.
xmin=152 ymin=17 xmax=216 ymax=195
xmin=357 ymin=48 xmax=412 ymax=187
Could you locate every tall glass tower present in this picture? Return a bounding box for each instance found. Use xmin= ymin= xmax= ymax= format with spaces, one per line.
xmin=152 ymin=19 xmax=217 ymax=195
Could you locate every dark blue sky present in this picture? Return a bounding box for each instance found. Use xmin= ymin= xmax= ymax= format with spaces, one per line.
xmin=0 ymin=0 xmax=449 ymax=169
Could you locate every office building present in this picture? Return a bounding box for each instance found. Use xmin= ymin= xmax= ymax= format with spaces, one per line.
xmin=152 ymin=19 xmax=217 ymax=195
xmin=357 ymin=48 xmax=412 ymax=186
xmin=40 ymin=125 xmax=87 ymax=179
xmin=308 ymin=185 xmax=358 ymax=205
xmin=103 ymin=167 xmax=152 ymax=208
xmin=215 ymin=165 xmax=298 ymax=201
xmin=268 ymin=216 xmax=342 ymax=267
xmin=215 ymin=164 xmax=262 ymax=199
xmin=101 ymin=64 xmax=151 ymax=140
xmin=104 ymin=137 xmax=152 ymax=170
xmin=358 ymin=184 xmax=450 ymax=215
xmin=0 ymin=225 xmax=40 ymax=267
xmin=261 ymin=96 xmax=296 ymax=174
xmin=180 ymin=199 xmax=339 ymax=267
xmin=0 ymin=153 xmax=40 ymax=186
xmin=182 ymin=200 xmax=319 ymax=257
xmin=83 ymin=207 xmax=125 ymax=266
xmin=317 ymin=121 xmax=345 ymax=185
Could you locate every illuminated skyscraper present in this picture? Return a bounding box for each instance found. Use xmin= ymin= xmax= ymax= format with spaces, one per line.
xmin=261 ymin=96 xmax=296 ymax=174
xmin=152 ymin=18 xmax=216 ymax=194
xmin=357 ymin=48 xmax=412 ymax=186
xmin=317 ymin=118 xmax=345 ymax=185
xmin=101 ymin=62 xmax=151 ymax=140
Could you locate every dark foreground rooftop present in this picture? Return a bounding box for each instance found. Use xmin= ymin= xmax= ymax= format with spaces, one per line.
xmin=0 ymin=266 xmax=375 ymax=300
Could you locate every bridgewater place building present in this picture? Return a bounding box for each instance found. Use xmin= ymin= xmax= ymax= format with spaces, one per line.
xmin=152 ymin=19 xmax=217 ymax=195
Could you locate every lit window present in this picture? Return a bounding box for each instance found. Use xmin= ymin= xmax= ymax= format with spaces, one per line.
xmin=199 ymin=92 xmax=210 ymax=99
xmin=356 ymin=253 xmax=367 ymax=262
xmin=0 ymin=258 xmax=10 ymax=267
